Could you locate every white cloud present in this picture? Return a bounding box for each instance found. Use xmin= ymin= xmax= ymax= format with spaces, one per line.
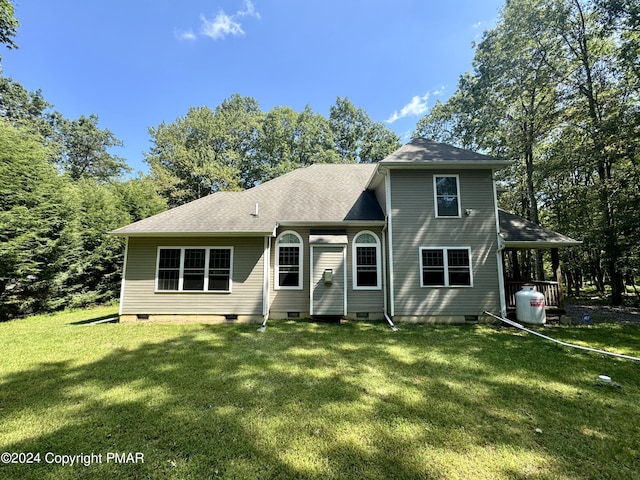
xmin=201 ymin=11 xmax=244 ymax=40
xmin=472 ymin=21 xmax=483 ymax=29
xmin=175 ymin=28 xmax=197 ymax=41
xmin=238 ymin=0 xmax=260 ymax=19
xmin=386 ymin=93 xmax=430 ymax=124
xmin=179 ymin=1 xmax=260 ymax=42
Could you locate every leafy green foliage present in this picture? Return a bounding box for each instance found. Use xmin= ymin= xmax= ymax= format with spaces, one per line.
xmin=0 ymin=121 xmax=67 ymax=319
xmin=56 ymin=114 xmax=131 ymax=181
xmin=57 ymin=180 xmax=130 ymax=308
xmin=0 ymin=76 xmax=57 ymax=139
xmin=147 ymin=95 xmax=400 ymax=207
xmin=330 ymin=96 xmax=400 ymax=163
xmin=0 ymin=0 xmax=18 ymax=58
xmin=146 ymin=103 xmax=250 ymax=207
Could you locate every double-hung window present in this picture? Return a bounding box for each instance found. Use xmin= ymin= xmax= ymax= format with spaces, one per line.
xmin=352 ymin=231 xmax=381 ymax=289
xmin=434 ymin=175 xmax=461 ymax=217
xmin=276 ymin=231 xmax=303 ymax=289
xmin=420 ymin=247 xmax=473 ymax=287
xmin=156 ymin=247 xmax=233 ymax=292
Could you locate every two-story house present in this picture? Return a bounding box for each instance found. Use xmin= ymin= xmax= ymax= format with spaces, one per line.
xmin=111 ymin=138 xmax=579 ymax=324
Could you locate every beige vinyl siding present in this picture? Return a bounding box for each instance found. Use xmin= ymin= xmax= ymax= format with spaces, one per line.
xmin=345 ymin=226 xmax=384 ymax=314
xmin=389 ymin=169 xmax=501 ymax=316
xmin=122 ymin=236 xmax=264 ymax=315
xmin=269 ymin=226 xmax=385 ymax=316
xmin=270 ymin=228 xmax=311 ymax=313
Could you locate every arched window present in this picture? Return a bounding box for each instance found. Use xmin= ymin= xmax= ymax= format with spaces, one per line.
xmin=275 ymin=231 xmax=303 ymax=289
xmin=352 ymin=231 xmax=381 ymax=290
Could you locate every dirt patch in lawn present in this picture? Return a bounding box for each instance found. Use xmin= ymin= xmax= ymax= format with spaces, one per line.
xmin=565 ymin=301 xmax=640 ymax=324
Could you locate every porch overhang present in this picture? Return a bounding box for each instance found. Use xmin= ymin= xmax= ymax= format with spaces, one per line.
xmin=503 ymin=240 xmax=583 ymax=249
xmin=498 ymin=209 xmax=581 ymax=249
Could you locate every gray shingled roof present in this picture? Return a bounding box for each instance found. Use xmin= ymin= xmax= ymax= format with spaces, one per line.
xmin=499 ymin=209 xmax=581 ymax=248
xmin=380 ymin=137 xmax=511 ymax=167
xmin=111 ymin=163 xmax=383 ymax=236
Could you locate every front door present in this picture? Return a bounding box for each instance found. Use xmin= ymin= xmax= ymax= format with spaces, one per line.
xmin=311 ymin=245 xmax=346 ymax=316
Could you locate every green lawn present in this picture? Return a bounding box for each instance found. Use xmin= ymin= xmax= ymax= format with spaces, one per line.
xmin=1 ymin=307 xmax=639 ymax=479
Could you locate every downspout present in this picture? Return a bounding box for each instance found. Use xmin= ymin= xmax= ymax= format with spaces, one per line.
xmin=258 ymin=235 xmax=271 ymax=332
xmin=492 ymin=170 xmax=508 ymax=318
xmin=385 ymin=172 xmax=396 ymax=317
xmin=382 ymin=218 xmax=398 ymax=331
xmin=118 ymin=236 xmax=129 ymax=319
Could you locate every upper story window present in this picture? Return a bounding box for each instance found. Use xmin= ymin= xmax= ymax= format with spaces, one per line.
xmin=352 ymin=231 xmax=381 ymax=290
xmin=434 ymin=175 xmax=461 ymax=217
xmin=276 ymin=231 xmax=303 ymax=289
xmin=156 ymin=247 xmax=233 ymax=292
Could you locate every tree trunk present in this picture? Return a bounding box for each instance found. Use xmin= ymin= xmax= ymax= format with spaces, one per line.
xmin=524 ymin=135 xmax=545 ymax=281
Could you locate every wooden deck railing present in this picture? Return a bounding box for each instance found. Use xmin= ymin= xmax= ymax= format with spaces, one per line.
xmin=506 ymin=281 xmax=562 ymax=309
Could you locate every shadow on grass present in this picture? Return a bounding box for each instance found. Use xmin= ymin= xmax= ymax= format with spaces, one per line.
xmin=0 ymin=321 xmax=639 ymax=479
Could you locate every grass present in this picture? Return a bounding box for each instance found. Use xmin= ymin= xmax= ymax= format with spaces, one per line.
xmin=1 ymin=307 xmax=639 ymax=479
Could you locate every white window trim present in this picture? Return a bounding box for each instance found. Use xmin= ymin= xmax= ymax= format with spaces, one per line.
xmin=419 ymin=246 xmax=474 ymax=288
xmin=433 ymin=174 xmax=462 ymax=218
xmin=155 ymin=246 xmax=234 ymax=293
xmin=352 ymin=230 xmax=382 ymax=290
xmin=275 ymin=230 xmax=303 ymax=290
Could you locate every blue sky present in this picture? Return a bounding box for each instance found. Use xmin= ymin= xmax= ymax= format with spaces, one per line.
xmin=2 ymin=0 xmax=504 ymax=174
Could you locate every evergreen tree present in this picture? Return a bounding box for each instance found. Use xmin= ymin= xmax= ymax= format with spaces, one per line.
xmin=0 ymin=121 xmax=67 ymax=319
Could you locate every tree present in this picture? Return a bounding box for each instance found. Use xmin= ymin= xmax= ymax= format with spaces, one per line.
xmin=414 ymin=72 xmax=496 ymax=154
xmin=146 ymin=94 xmax=265 ymax=207
xmin=0 ymin=121 xmax=67 ymax=319
xmin=57 ymin=179 xmax=130 ymax=308
xmin=0 ymin=0 xmax=18 ymax=60
xmin=215 ymin=94 xmax=263 ymax=189
xmin=0 ymin=76 xmax=58 ymax=139
xmin=146 ymin=106 xmax=242 ymax=207
xmin=329 ymin=97 xmax=400 ymax=163
xmin=293 ymin=105 xmax=338 ymax=166
xmin=541 ymin=0 xmax=636 ymax=304
xmin=112 ymin=176 xmax=167 ymax=223
xmin=56 ymin=114 xmax=130 ymax=181
xmin=257 ymin=104 xmax=340 ymax=181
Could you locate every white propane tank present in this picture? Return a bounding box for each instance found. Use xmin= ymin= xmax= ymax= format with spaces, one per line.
xmin=515 ymin=284 xmax=546 ymax=325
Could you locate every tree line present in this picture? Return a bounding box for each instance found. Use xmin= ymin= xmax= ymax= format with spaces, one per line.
xmin=146 ymin=95 xmax=401 ymax=208
xmin=414 ymin=0 xmax=639 ymax=305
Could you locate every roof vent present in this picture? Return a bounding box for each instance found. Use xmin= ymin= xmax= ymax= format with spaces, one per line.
xmin=250 ymin=203 xmax=259 ymax=217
